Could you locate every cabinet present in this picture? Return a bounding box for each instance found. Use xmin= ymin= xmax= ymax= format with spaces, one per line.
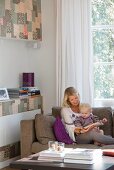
xmin=0 ymin=95 xmax=43 ymax=168
xmin=0 ymin=95 xmax=43 ymax=117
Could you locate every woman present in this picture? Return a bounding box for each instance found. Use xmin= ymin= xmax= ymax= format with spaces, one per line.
xmin=61 ymin=87 xmax=114 ymax=145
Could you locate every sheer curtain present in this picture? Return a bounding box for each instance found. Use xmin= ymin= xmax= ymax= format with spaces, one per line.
xmin=56 ymin=0 xmax=93 ymax=106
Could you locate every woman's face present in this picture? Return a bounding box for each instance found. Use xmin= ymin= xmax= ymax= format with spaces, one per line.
xmin=68 ymin=95 xmax=80 ymax=106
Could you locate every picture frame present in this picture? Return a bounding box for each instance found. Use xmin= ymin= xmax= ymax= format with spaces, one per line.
xmin=0 ymin=88 xmax=9 ymax=101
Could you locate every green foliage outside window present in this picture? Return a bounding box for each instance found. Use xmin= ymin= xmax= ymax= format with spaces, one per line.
xmin=91 ymin=0 xmax=114 ymax=98
xmin=92 ymin=0 xmax=114 ymax=25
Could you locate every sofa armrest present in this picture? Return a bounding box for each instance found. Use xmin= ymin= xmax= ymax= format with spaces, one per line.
xmin=20 ymin=119 xmax=35 ymax=158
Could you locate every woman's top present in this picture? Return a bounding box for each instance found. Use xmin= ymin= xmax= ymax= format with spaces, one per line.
xmin=61 ymin=107 xmax=79 ymax=141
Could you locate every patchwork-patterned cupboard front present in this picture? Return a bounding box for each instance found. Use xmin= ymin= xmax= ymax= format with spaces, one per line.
xmin=0 ymin=0 xmax=42 ymax=40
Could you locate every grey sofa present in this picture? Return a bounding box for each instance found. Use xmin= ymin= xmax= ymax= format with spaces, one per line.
xmin=20 ymin=107 xmax=114 ymax=158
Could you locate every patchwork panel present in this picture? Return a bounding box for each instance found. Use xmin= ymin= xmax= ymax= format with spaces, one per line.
xmin=0 ymin=0 xmax=42 ymax=40
xmin=0 ymin=96 xmax=42 ymax=117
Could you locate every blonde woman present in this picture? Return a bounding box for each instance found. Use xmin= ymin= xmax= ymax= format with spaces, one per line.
xmin=61 ymin=87 xmax=114 ymax=145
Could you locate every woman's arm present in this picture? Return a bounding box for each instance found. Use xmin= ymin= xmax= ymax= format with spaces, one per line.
xmin=61 ymin=108 xmax=76 ymax=141
xmin=61 ymin=108 xmax=74 ymax=124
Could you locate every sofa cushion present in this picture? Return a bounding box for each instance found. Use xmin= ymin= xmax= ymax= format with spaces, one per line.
xmin=35 ymin=114 xmax=56 ymax=144
xmin=92 ymin=107 xmax=113 ymax=136
xmin=53 ymin=116 xmax=74 ymax=144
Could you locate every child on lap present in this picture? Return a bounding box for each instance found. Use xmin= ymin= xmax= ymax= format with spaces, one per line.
xmin=74 ymin=103 xmax=107 ymax=146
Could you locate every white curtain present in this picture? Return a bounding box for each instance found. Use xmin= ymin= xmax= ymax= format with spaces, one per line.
xmin=56 ymin=0 xmax=93 ymax=106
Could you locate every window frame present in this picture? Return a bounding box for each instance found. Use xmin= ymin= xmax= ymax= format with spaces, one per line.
xmin=90 ymin=1 xmax=114 ymax=108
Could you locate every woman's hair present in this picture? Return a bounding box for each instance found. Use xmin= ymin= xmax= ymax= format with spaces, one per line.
xmin=62 ymin=87 xmax=79 ymax=107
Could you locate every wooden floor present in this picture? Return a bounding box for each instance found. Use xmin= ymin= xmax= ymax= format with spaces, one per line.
xmin=1 ymin=167 xmax=20 ymax=170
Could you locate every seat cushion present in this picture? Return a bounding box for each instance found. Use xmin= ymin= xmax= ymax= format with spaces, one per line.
xmin=53 ymin=116 xmax=74 ymax=144
xmin=35 ymin=114 xmax=56 ymax=144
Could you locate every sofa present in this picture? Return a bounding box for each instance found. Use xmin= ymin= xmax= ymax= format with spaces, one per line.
xmin=20 ymin=107 xmax=114 ymax=158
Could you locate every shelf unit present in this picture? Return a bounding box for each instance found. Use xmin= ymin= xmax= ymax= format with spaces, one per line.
xmin=0 ymin=95 xmax=43 ymax=117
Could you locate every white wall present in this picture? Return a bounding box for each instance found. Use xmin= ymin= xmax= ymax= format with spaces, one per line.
xmin=0 ymin=0 xmax=56 ymax=114
xmin=0 ymin=0 xmax=56 ymax=168
xmin=28 ymin=0 xmax=56 ymax=114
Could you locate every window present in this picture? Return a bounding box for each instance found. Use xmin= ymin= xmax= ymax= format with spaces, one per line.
xmin=91 ymin=0 xmax=114 ymax=106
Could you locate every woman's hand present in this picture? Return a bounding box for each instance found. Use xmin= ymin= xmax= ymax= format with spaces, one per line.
xmin=80 ymin=128 xmax=92 ymax=133
xmin=74 ymin=127 xmax=83 ymax=134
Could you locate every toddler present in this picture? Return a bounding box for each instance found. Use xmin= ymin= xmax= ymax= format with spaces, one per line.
xmin=74 ymin=103 xmax=107 ymax=145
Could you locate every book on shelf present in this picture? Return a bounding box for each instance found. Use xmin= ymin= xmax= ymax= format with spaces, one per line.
xmin=7 ymin=87 xmax=40 ymax=98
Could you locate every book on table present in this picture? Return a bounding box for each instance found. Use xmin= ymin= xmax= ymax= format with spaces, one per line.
xmin=38 ymin=149 xmax=65 ymax=162
xmin=37 ymin=148 xmax=102 ymax=164
xmin=64 ymin=158 xmax=94 ymax=164
xmin=64 ymin=148 xmax=102 ymax=164
xmin=102 ymin=149 xmax=114 ymax=157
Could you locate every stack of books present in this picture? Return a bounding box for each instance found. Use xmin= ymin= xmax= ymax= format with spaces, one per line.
xmin=38 ymin=150 xmax=65 ymax=162
xmin=21 ymin=87 xmax=40 ymax=96
xmin=64 ymin=148 xmax=102 ymax=164
xmin=7 ymin=87 xmax=40 ymax=99
xmin=7 ymin=88 xmax=28 ymax=98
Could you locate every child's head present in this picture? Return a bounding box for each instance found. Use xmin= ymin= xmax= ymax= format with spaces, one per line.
xmin=79 ymin=103 xmax=92 ymax=118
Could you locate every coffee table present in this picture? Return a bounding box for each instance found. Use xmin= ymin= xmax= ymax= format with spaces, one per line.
xmin=10 ymin=152 xmax=114 ymax=170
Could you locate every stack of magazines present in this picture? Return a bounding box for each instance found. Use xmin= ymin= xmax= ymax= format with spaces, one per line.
xmin=38 ymin=149 xmax=65 ymax=162
xmin=64 ymin=148 xmax=102 ymax=164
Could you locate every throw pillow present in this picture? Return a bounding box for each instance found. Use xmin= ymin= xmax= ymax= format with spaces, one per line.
xmin=53 ymin=116 xmax=74 ymax=144
xmin=35 ymin=114 xmax=56 ymax=144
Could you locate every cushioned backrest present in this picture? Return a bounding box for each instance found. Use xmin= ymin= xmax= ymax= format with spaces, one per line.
xmin=92 ymin=107 xmax=113 ymax=136
xmin=52 ymin=107 xmax=62 ymax=117
xmin=35 ymin=114 xmax=56 ymax=144
xmin=52 ymin=106 xmax=113 ymax=136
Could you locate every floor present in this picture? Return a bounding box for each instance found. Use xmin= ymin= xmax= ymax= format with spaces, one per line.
xmin=1 ymin=167 xmax=20 ymax=170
